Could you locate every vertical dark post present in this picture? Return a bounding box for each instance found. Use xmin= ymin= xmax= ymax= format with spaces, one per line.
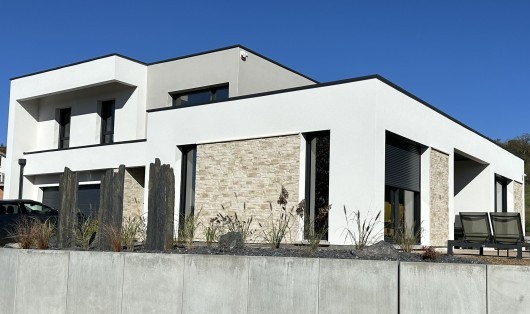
xmin=18 ymin=158 xmax=26 ymax=199
xmin=58 ymin=167 xmax=78 ymax=248
xmin=146 ymin=159 xmax=175 ymax=250
xmin=96 ymin=165 xmax=125 ymax=250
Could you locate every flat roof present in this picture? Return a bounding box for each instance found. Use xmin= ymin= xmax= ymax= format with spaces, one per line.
xmin=10 ymin=45 xmax=318 ymax=83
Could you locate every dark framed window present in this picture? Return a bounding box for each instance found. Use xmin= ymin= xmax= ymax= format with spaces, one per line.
xmin=384 ymin=132 xmax=422 ymax=243
xmin=172 ymin=84 xmax=229 ymax=107
xmin=494 ymin=175 xmax=509 ymax=213
xmin=304 ymin=131 xmax=330 ymax=240
xmin=58 ymin=108 xmax=71 ymax=149
xmin=178 ymin=145 xmax=197 ymax=234
xmin=100 ymin=100 xmax=115 ymax=144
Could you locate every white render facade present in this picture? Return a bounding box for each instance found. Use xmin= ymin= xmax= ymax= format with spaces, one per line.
xmin=4 ymin=45 xmax=525 ymax=245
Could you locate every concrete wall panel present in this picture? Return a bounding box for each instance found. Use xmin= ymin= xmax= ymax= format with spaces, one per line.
xmin=182 ymin=255 xmax=249 ymax=314
xmin=15 ymin=250 xmax=69 ymax=314
xmin=0 ymin=249 xmax=18 ymax=313
xmin=488 ymin=265 xmax=530 ymax=314
xmin=122 ymin=253 xmax=184 ymax=314
xmin=319 ymin=259 xmax=398 ymax=314
xmin=248 ymin=256 xmax=319 ymax=314
xmin=400 ymin=262 xmax=486 ymax=314
xmin=66 ymin=251 xmax=124 ymax=314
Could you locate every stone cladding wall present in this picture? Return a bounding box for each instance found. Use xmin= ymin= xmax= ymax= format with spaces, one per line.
xmin=429 ymin=149 xmax=449 ymax=246
xmin=514 ymin=181 xmax=524 ymax=230
xmin=194 ymin=135 xmax=300 ymax=243
xmin=122 ymin=167 xmax=145 ymax=222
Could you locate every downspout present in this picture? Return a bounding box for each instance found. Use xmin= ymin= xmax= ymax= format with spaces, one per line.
xmin=18 ymin=158 xmax=26 ymax=199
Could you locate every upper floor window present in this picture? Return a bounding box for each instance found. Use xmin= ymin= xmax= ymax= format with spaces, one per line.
xmin=100 ymin=100 xmax=115 ymax=144
xmin=58 ymin=108 xmax=71 ymax=149
xmin=171 ymin=84 xmax=229 ymax=107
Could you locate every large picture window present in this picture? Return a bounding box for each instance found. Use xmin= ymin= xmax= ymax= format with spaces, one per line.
xmin=304 ymin=131 xmax=330 ymax=240
xmin=384 ymin=132 xmax=421 ymax=243
xmin=172 ymin=84 xmax=229 ymax=107
xmin=178 ymin=145 xmax=197 ymax=234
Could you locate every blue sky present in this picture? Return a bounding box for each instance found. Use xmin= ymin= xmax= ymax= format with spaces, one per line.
xmin=0 ymin=1 xmax=528 ymax=146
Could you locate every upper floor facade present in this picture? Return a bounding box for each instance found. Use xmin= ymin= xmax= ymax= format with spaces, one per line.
xmin=4 ymin=46 xmax=316 ymax=194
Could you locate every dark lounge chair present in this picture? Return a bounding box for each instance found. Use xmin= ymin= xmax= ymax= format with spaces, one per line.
xmin=447 ymin=212 xmax=527 ymax=259
xmin=490 ymin=212 xmax=529 ymax=257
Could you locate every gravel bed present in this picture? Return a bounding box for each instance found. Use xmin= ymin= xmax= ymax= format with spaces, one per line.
xmin=139 ymin=241 xmax=482 ymax=264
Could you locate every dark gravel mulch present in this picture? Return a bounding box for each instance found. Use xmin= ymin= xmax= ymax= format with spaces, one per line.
xmin=140 ymin=241 xmax=481 ymax=264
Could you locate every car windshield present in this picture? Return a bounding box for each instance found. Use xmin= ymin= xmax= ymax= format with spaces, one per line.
xmin=23 ymin=203 xmax=54 ymax=215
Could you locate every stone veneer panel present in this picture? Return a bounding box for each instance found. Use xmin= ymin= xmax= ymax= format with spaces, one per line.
xmin=514 ymin=181 xmax=524 ymax=223
xmin=429 ymin=149 xmax=449 ymax=246
xmin=123 ymin=167 xmax=145 ymax=222
xmin=194 ymin=135 xmax=300 ymax=243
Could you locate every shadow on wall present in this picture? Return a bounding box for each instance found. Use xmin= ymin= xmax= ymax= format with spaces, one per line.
xmin=454 ymin=157 xmax=488 ymax=196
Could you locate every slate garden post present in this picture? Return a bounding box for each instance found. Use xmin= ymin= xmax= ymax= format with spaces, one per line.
xmin=57 ymin=167 xmax=78 ymax=248
xmin=96 ymin=165 xmax=125 ymax=250
xmin=146 ymin=158 xmax=175 ymax=250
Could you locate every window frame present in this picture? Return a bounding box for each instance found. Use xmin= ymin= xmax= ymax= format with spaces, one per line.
xmin=170 ymin=83 xmax=229 ymax=108
xmin=178 ymin=145 xmax=197 ymax=235
xmin=494 ymin=175 xmax=509 ymax=213
xmin=303 ymin=130 xmax=330 ymax=240
xmin=100 ymin=100 xmax=115 ymax=144
xmin=58 ymin=108 xmax=71 ymax=149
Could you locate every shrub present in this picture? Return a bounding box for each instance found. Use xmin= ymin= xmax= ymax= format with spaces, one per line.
xmin=122 ymin=215 xmax=146 ymax=252
xmin=103 ymin=224 xmax=122 ymax=252
xmin=178 ymin=211 xmax=202 ymax=249
xmin=396 ymin=223 xmax=422 ymax=253
xmin=75 ymin=216 xmax=99 ymax=249
xmin=259 ymin=186 xmax=295 ymax=249
xmin=204 ymin=217 xmax=222 ymax=247
xmin=33 ymin=219 xmax=55 ymax=250
xmin=342 ymin=206 xmax=382 ymax=249
xmin=10 ymin=217 xmax=35 ymax=249
xmin=421 ymin=246 xmax=439 ymax=260
xmin=217 ymin=203 xmax=254 ymax=244
xmin=306 ymin=223 xmax=327 ymax=251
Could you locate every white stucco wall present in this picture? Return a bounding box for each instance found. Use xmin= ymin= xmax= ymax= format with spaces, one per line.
xmin=5 ymin=56 xmax=147 ymax=198
xmin=146 ymin=78 xmax=523 ymax=245
xmin=146 ymin=47 xmax=315 ymax=110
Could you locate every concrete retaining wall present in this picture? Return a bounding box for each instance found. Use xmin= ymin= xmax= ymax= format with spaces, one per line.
xmin=0 ymin=248 xmax=529 ymax=314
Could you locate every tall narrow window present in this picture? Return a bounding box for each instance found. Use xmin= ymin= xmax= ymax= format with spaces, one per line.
xmin=384 ymin=132 xmax=421 ymax=242
xmin=58 ymin=108 xmax=71 ymax=149
xmin=304 ymin=131 xmax=330 ymax=240
xmin=172 ymin=84 xmax=229 ymax=107
xmin=100 ymin=100 xmax=115 ymax=144
xmin=178 ymin=145 xmax=197 ymax=234
xmin=495 ymin=175 xmax=508 ymax=212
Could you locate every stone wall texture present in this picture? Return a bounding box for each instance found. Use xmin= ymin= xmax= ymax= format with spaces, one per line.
xmin=514 ymin=181 xmax=524 ymax=224
xmin=123 ymin=167 xmax=145 ymax=222
xmin=0 ymin=186 xmax=3 ymax=200
xmin=194 ymin=135 xmax=300 ymax=243
xmin=429 ymin=149 xmax=449 ymax=246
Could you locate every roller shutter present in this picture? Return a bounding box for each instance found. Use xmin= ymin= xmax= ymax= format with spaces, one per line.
xmin=385 ymin=136 xmax=421 ymax=192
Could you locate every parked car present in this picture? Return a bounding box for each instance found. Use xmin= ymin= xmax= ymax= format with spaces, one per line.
xmin=0 ymin=199 xmax=58 ymax=245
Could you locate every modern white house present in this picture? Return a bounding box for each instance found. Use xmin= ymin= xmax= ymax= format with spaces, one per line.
xmin=4 ymin=45 xmax=525 ymax=246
